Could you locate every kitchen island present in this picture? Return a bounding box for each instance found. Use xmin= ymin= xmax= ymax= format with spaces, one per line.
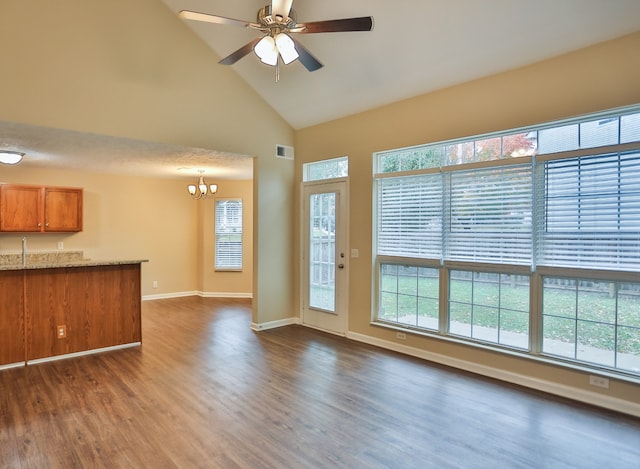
xmin=0 ymin=252 xmax=146 ymax=368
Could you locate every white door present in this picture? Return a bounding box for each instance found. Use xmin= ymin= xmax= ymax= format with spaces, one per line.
xmin=302 ymin=181 xmax=348 ymax=335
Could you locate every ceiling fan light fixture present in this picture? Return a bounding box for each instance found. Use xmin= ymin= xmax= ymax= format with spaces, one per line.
xmin=0 ymin=151 xmax=24 ymax=165
xmin=255 ymin=35 xmax=278 ymax=65
xmin=178 ymin=1 xmax=373 ymax=75
xmin=275 ymin=33 xmax=298 ymax=64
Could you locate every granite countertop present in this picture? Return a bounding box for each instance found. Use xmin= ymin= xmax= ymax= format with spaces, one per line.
xmin=0 ymin=251 xmax=148 ymax=271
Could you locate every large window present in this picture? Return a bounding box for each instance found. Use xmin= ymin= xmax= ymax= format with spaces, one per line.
xmin=373 ymin=106 xmax=640 ymax=377
xmin=215 ymin=199 xmax=243 ymax=270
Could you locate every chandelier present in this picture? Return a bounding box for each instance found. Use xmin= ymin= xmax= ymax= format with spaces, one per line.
xmin=187 ymin=170 xmax=218 ymax=200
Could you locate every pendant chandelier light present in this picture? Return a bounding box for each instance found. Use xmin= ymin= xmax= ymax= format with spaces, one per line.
xmin=187 ymin=170 xmax=218 ymax=200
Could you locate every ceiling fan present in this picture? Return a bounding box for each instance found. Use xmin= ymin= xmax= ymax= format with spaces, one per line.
xmin=178 ymin=0 xmax=373 ymax=79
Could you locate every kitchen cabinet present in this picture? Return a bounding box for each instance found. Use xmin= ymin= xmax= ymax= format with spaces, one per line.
xmin=25 ymin=264 xmax=141 ymax=361
xmin=0 ymin=261 xmax=142 ymax=367
xmin=0 ymin=270 xmax=25 ymax=366
xmin=0 ymin=184 xmax=83 ymax=232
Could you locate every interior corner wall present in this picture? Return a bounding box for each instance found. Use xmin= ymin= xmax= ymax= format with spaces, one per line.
xmin=294 ymin=32 xmax=640 ymax=411
xmin=0 ymin=0 xmax=295 ymax=324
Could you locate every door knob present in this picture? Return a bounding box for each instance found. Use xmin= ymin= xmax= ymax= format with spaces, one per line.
xmin=338 ymin=263 xmax=345 ymax=269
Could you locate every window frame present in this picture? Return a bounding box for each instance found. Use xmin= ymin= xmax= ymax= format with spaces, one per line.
xmin=214 ymin=198 xmax=243 ymax=271
xmin=372 ymin=105 xmax=640 ymax=380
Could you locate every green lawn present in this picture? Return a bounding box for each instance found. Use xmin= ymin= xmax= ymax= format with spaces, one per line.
xmin=380 ymin=273 xmax=640 ymax=354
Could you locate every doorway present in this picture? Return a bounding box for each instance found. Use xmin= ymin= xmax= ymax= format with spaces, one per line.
xmin=301 ymin=180 xmax=348 ymax=335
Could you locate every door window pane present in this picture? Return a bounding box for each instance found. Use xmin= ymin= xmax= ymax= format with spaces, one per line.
xmin=309 ymin=193 xmax=336 ymax=311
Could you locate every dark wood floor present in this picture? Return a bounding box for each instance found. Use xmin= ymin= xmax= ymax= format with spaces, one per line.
xmin=1 ymin=297 xmax=639 ymax=468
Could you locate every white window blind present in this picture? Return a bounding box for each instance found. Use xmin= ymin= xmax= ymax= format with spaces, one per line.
xmin=446 ymin=164 xmax=532 ymax=265
xmin=215 ymin=199 xmax=243 ymax=270
xmin=537 ymin=151 xmax=640 ymax=271
xmin=377 ymin=174 xmax=443 ymax=259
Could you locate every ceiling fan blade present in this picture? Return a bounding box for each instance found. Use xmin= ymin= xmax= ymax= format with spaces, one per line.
xmin=218 ymin=37 xmax=263 ymax=65
xmin=297 ymin=16 xmax=374 ymax=33
xmin=271 ymin=0 xmax=294 ymax=20
xmin=289 ymin=36 xmax=323 ymax=72
xmin=178 ymin=10 xmax=255 ymax=29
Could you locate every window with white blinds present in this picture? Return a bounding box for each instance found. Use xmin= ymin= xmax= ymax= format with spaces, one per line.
xmin=377 ymin=174 xmax=443 ymax=259
xmin=537 ymin=151 xmax=640 ymax=271
xmin=376 ymin=163 xmax=532 ymax=265
xmin=215 ymin=199 xmax=243 ymax=270
xmin=373 ymin=105 xmax=640 ymax=377
xmin=446 ymin=164 xmax=532 ymax=265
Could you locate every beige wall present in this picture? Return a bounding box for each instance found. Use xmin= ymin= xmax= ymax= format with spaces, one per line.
xmin=0 ymin=167 xmax=199 ymax=296
xmin=0 ymin=169 xmax=253 ymax=300
xmin=0 ymin=0 xmax=294 ymax=323
xmin=295 ymin=32 xmax=640 ymax=411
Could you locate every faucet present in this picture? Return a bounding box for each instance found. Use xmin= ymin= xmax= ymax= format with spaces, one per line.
xmin=22 ymin=237 xmax=27 ymax=267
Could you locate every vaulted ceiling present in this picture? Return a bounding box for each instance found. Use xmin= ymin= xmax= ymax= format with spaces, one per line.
xmin=2 ymin=0 xmax=640 ymax=180
xmin=162 ymin=0 xmax=640 ymax=129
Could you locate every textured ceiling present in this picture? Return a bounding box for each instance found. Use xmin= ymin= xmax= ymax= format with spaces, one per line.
xmin=0 ymin=120 xmax=253 ymax=181
xmin=2 ymin=0 xmax=640 ymax=180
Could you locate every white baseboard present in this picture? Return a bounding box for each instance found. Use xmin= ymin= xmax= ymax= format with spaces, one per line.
xmin=199 ymin=291 xmax=252 ymax=299
xmin=0 ymin=361 xmax=25 ymax=371
xmin=143 ymin=291 xmax=198 ymax=301
xmin=142 ymin=291 xmax=252 ymax=301
xmin=251 ymin=317 xmax=299 ymax=331
xmin=26 ymin=342 xmax=141 ymax=366
xmin=347 ymin=331 xmax=640 ymax=418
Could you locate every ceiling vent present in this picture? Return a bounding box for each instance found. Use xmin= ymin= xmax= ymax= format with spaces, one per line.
xmin=276 ymin=144 xmax=294 ymax=160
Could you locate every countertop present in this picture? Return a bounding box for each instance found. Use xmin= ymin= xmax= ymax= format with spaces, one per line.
xmin=0 ymin=250 xmax=147 ymax=271
xmin=0 ymin=259 xmax=148 ymax=271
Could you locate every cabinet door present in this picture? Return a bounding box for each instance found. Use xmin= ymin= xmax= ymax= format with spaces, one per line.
xmin=0 ymin=271 xmax=25 ymax=366
xmin=0 ymin=184 xmax=43 ymax=232
xmin=26 ymin=265 xmax=142 ymax=361
xmin=44 ymin=187 xmax=83 ymax=232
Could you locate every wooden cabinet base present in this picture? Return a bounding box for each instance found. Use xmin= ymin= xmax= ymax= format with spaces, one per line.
xmin=0 ymin=263 xmax=141 ymax=367
xmin=0 ymin=271 xmax=25 ymax=366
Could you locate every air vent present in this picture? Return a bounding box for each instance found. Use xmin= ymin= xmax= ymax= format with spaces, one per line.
xmin=276 ymin=144 xmax=294 ymax=160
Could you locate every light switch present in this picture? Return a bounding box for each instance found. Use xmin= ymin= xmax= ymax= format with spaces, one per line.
xmin=351 ymin=249 xmax=359 ymax=258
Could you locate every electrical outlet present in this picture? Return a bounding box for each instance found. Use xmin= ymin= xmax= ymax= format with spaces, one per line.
xmin=152 ymin=280 xmax=158 ymax=289
xmin=57 ymin=325 xmax=67 ymax=339
xmin=589 ymin=375 xmax=610 ymax=389
xmin=396 ymin=332 xmax=407 ymax=340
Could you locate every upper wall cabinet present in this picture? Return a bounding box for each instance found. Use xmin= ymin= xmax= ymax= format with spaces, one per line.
xmin=0 ymin=184 xmax=83 ymax=232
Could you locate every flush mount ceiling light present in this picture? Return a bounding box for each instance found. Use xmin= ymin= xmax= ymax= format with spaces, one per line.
xmin=178 ymin=1 xmax=373 ymax=81
xmin=0 ymin=151 xmax=24 ymax=165
xmin=187 ymin=170 xmax=218 ymax=200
